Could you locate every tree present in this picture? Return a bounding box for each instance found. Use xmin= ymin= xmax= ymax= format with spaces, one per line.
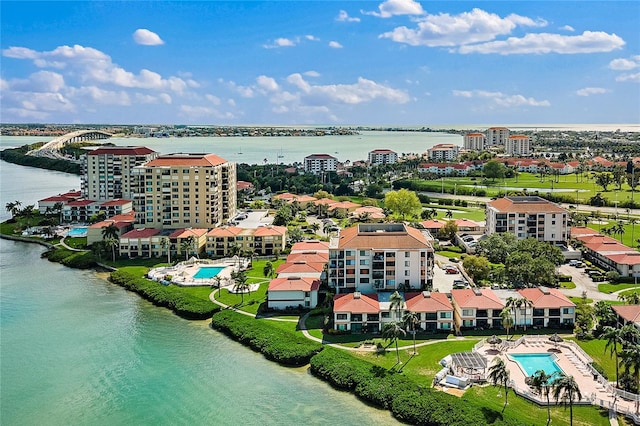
xmin=382 ymin=321 xmax=406 ymax=364
xmin=263 ymin=261 xmax=275 ymax=278
xmin=5 ymin=200 xmax=21 ymax=219
xmin=389 ymin=290 xmax=404 ymax=321
xmin=101 ymin=223 xmax=119 ymax=262
xmin=488 ymin=357 xmax=510 ymax=413
xmin=322 ymin=221 xmax=333 ymax=235
xmin=384 ymin=189 xmax=421 ymax=220
xmin=612 ymin=165 xmax=626 ymax=190
xmin=530 ymin=370 xmax=553 ymax=425
xmin=445 ymin=209 xmax=453 ymax=219
xmin=619 ymin=291 xmax=640 ymax=304
xmin=160 ymin=236 xmax=171 ymax=264
xmin=288 ymin=227 xmax=304 ymax=244
xmin=483 ymin=161 xmax=507 ymax=182
xmin=462 ymin=255 xmax=490 ymax=282
xmin=317 ymin=202 xmax=329 ymax=219
xmin=518 ymin=297 xmax=533 ymax=331
xmin=420 ymin=207 xmax=437 ymax=220
xmin=273 ymin=204 xmax=293 ymax=226
xmin=500 ymin=307 xmax=514 ymax=340
xmin=439 ymin=220 xmax=458 ymax=242
xmin=594 ymin=172 xmax=613 ymax=192
xmin=602 ymin=326 xmax=624 ymax=388
xmin=402 ymin=310 xmax=419 ymax=355
xmin=21 ymin=204 xmax=35 ymax=227
xmin=231 ymin=270 xmax=250 ymax=303
xmin=475 ymin=233 xmax=518 ymax=264
xmin=552 ymin=374 xmax=582 ymax=426
xmin=506 ymin=297 xmax=520 ymax=330
xmin=620 ymin=344 xmax=640 ymax=393
xmin=180 ymin=240 xmax=192 ymax=260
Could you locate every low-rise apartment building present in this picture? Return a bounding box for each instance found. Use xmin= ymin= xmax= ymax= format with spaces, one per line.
xmin=572 ymin=227 xmax=640 ymax=279
xmin=328 ymin=223 xmax=434 ymax=293
xmin=450 ymin=288 xmax=505 ymax=331
xmin=206 ymin=225 xmax=287 ymax=257
xmin=517 ymin=287 xmax=576 ymax=328
xmin=485 ymin=196 xmax=569 ymax=244
xmin=62 ymin=199 xmax=133 ymax=223
xmin=267 ymin=277 xmax=320 ymax=310
xmin=427 ymin=144 xmax=460 ymax=161
xmin=418 ymin=163 xmax=472 ymax=176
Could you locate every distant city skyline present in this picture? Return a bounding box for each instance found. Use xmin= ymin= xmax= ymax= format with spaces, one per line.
xmin=1 ymin=1 xmax=638 ymax=125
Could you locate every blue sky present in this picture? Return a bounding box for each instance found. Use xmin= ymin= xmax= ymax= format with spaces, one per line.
xmin=1 ymin=1 xmax=638 ymax=125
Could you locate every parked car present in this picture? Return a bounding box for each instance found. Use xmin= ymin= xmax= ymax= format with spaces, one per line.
xmin=445 ymin=267 xmax=459 ymax=274
xmin=453 ymin=279 xmax=468 ymax=289
xmin=449 ymin=257 xmax=460 ymax=263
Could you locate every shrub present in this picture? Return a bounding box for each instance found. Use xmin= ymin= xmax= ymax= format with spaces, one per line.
xmin=110 ymin=270 xmax=218 ymax=319
xmin=210 ymin=310 xmax=322 ymax=366
xmin=42 ymin=248 xmax=97 ymax=269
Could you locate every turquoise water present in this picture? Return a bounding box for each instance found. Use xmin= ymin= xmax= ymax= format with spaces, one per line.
xmin=509 ymin=353 xmax=563 ymax=377
xmin=193 ymin=266 xmax=225 ymax=279
xmin=68 ymin=226 xmax=88 ymax=237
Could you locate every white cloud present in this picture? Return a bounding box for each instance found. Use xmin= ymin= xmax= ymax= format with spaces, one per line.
xmin=205 ymin=94 xmax=221 ymax=105
xmin=256 ymin=75 xmax=279 ymax=92
xmin=329 ymin=41 xmax=343 ymax=49
xmin=134 ymin=92 xmax=172 ymax=104
xmin=363 ymin=0 xmax=425 ymax=18
xmin=336 ymin=10 xmax=360 ymax=22
xmin=224 ymin=80 xmax=255 ymax=98
xmin=303 ymin=71 xmax=321 ymax=77
xmin=576 ymin=87 xmax=608 ymax=96
xmin=305 ymin=35 xmax=320 ymax=41
xmin=10 ymin=71 xmax=65 ymax=93
xmin=453 ymin=89 xmax=550 ymax=107
xmin=560 ymin=25 xmax=575 ymax=32
xmin=380 ymin=8 xmax=546 ymax=47
xmin=263 ymin=37 xmax=297 ymax=48
xmin=133 ymin=29 xmax=164 ymax=46
xmin=179 ymin=104 xmax=235 ymax=119
xmin=609 ymin=56 xmax=640 ymax=70
xmin=458 ymin=31 xmax=625 ymax=54
xmin=616 ymin=72 xmax=640 ymax=83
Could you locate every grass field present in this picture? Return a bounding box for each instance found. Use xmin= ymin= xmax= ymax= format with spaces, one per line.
xmin=598 ymin=283 xmax=640 ymax=294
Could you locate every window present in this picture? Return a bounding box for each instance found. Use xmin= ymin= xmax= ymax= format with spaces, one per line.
xmin=336 ymin=314 xmax=347 ymax=320
xmin=404 ymin=261 xmax=410 ymax=267
xmin=439 ymin=312 xmax=452 ymax=319
xmin=405 ymin=252 xmax=410 ymax=258
xmin=463 ymin=320 xmax=474 ymax=327
xmin=462 ymin=309 xmax=474 ymax=317
xmin=359 ymin=269 xmax=369 ymax=275
xmin=360 ymin=259 xmax=369 ymax=265
xmin=359 ymin=278 xmax=369 ymax=284
xmin=562 ymin=307 xmax=574 ymax=315
xmin=381 ymin=312 xmax=390 ymax=318
xmin=440 ymin=323 xmax=451 ymax=330
xmin=351 ymin=314 xmax=362 ymax=322
xmin=404 ymin=270 xmax=409 ymax=276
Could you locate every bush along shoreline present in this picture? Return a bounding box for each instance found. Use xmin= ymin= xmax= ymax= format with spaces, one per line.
xmin=209 ymin=309 xmax=322 ymax=367
xmin=110 ymin=270 xmax=218 ymax=320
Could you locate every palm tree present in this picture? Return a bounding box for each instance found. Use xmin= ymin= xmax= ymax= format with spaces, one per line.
xmin=5 ymin=200 xmax=21 ymax=219
xmin=180 ymin=240 xmax=192 ymax=261
xmin=619 ymin=292 xmax=640 ymax=304
xmin=21 ymin=204 xmax=35 ymax=227
xmin=309 ymin=222 xmax=320 ymax=234
xmin=620 ymin=344 xmax=640 ymax=394
xmin=322 ymin=221 xmax=332 ymax=235
xmin=603 ymin=325 xmax=624 ymax=388
xmin=389 ymin=290 xmax=404 ymax=321
xmin=630 ymin=218 xmax=637 ymax=243
xmin=506 ymin=296 xmax=519 ymax=330
xmin=530 ymin=370 xmax=552 ymax=425
xmin=445 ymin=209 xmax=453 ymax=219
xmin=402 ymin=310 xmax=419 ymax=355
xmin=263 ymin=260 xmax=275 ymax=278
xmin=614 ymin=220 xmax=626 ymax=242
xmin=488 ymin=357 xmax=510 ymax=413
xmin=101 ymin=223 xmax=119 ymax=262
xmin=160 ymin=236 xmax=171 ymax=264
xmin=519 ymin=297 xmax=533 ymax=331
xmin=500 ymin=307 xmax=514 ymax=340
xmin=231 ymin=270 xmax=250 ymax=303
xmin=552 ymin=374 xmax=582 ymax=426
xmin=382 ymin=321 xmax=406 ymax=364
xmin=317 ymin=203 xmax=329 ymax=219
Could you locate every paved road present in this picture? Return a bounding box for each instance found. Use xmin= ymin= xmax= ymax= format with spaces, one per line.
xmin=558 ymin=264 xmax=619 ymax=302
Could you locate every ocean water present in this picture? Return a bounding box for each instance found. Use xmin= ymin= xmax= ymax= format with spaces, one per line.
xmin=0 ymin=157 xmax=398 ymax=425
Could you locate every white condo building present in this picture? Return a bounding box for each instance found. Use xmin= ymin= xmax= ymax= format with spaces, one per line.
xmin=486 ymin=127 xmax=510 ymax=146
xmin=368 ymin=149 xmax=398 ymax=166
xmin=485 ymin=196 xmax=569 ymax=244
xmin=505 ymin=135 xmax=531 ymax=156
xmin=427 ymin=144 xmax=460 ymax=161
xmin=304 ymin=154 xmax=338 ymax=174
xmin=464 ymin=133 xmax=485 ymax=151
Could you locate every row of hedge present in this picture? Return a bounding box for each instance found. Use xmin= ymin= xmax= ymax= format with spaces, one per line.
xmin=210 ymin=309 xmax=322 ymax=366
xmin=42 ymin=247 xmax=97 ymax=269
xmin=310 ymin=348 xmax=521 ymax=426
xmin=110 ymin=270 xmax=217 ymax=320
xmin=0 ymin=145 xmax=81 ymax=175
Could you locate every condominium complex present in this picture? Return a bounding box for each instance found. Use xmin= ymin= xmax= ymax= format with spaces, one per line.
xmin=206 ymin=225 xmax=287 ymax=257
xmin=304 ymin=154 xmax=338 ymax=174
xmin=368 ymin=149 xmax=398 ymax=166
xmin=485 ymin=196 xmax=569 ymax=243
xmin=463 ymin=133 xmax=485 ymax=151
xmin=505 ymin=135 xmax=531 ymax=156
xmin=427 ymin=143 xmax=460 ymax=161
xmin=486 ymin=127 xmax=510 ymax=146
xmin=81 ymin=146 xmax=158 ymax=201
xmin=328 ymin=223 xmax=435 ymax=293
xmin=133 ymin=153 xmax=237 ymax=229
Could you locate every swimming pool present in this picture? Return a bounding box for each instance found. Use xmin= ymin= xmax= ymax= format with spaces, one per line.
xmin=67 ymin=227 xmax=88 ymax=237
xmin=509 ymin=353 xmax=564 ymax=377
xmin=193 ymin=266 xmax=225 ymax=279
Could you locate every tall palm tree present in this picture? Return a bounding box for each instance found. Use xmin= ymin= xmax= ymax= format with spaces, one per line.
xmin=231 ymin=270 xmax=249 ymax=303
xmin=5 ymin=200 xmax=21 ymax=219
xmin=389 ymin=290 xmax=404 ymax=321
xmin=500 ymin=307 xmax=514 ymax=340
xmin=506 ymin=296 xmax=519 ymax=330
xmin=519 ymin=297 xmax=533 ymax=331
xmin=630 ymin=218 xmax=637 ymax=243
xmin=180 ymin=240 xmax=192 ymax=261
xmin=402 ymin=310 xmax=419 ymax=355
xmin=614 ymin=220 xmax=626 ymax=242
xmin=488 ymin=357 xmax=510 ymax=413
xmin=603 ymin=326 xmax=624 ymax=388
xmin=530 ymin=370 xmax=552 ymax=425
xmin=620 ymin=344 xmax=640 ymax=394
xmin=619 ymin=292 xmax=640 ymax=304
xmin=552 ymin=374 xmax=582 ymax=426
xmin=445 ymin=209 xmax=453 ymax=219
xmin=382 ymin=321 xmax=406 ymax=364
xmin=160 ymin=236 xmax=171 ymax=264
xmin=101 ymin=223 xmax=119 ymax=262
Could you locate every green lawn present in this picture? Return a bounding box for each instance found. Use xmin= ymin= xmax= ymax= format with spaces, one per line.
xmin=598 ymin=283 xmax=640 ymax=294
xmin=560 ymin=281 xmax=577 ymax=289
xmin=214 ymin=281 xmax=268 ymax=314
xmin=570 ymin=338 xmax=617 ymax=379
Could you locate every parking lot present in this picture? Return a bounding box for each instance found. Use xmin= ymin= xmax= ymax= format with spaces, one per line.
xmin=231 ymin=210 xmax=273 ymax=228
xmin=432 ymin=254 xmax=468 ymax=293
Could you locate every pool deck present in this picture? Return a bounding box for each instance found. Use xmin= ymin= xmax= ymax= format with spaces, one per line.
xmin=475 ymin=336 xmax=639 ymax=421
xmin=147 ymin=258 xmax=247 ymax=287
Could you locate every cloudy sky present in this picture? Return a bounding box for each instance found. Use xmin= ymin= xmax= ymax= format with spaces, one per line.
xmin=1 ymin=1 xmax=638 ymax=125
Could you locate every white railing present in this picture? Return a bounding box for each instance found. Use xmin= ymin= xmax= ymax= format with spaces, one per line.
xmin=473 ymin=339 xmax=485 ymax=352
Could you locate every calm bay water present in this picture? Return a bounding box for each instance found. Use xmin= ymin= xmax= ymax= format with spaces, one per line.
xmin=0 ymin=145 xmax=398 ymax=425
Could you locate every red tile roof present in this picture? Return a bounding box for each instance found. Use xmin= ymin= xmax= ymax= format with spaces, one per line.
xmin=88 ymin=146 xmax=156 ymax=156
xmin=336 ymin=224 xmax=430 ymax=250
xmin=268 ymin=277 xmax=320 ymax=292
xmin=207 ymin=226 xmax=244 ymax=237
xmin=100 ymin=199 xmax=131 ymax=207
xmin=145 ymin=153 xmax=227 ymax=167
xmin=405 ymin=292 xmax=453 ymax=312
xmin=169 ymin=228 xmax=208 ymax=238
xmin=328 ymin=201 xmax=361 ymax=210
xmin=488 ymin=196 xmax=567 ymax=213
xmin=611 ymin=305 xmax=640 ymax=324
xmin=67 ymin=199 xmax=96 ymax=206
xmin=314 ymin=198 xmax=337 ymax=206
xmin=450 ymin=288 xmax=504 ymax=310
xmin=89 ymin=220 xmax=131 ymax=230
xmin=253 ymin=225 xmax=287 ymax=237
xmin=305 ymin=154 xmax=337 ymax=160
xmin=121 ymin=228 xmax=161 ymax=238
xmin=570 ymin=227 xmax=600 ymax=238
xmin=370 ymin=149 xmax=396 ymax=154
xmin=290 ymin=241 xmax=329 ymax=252
xmin=333 ymin=293 xmax=379 ymax=314
xmin=286 ymin=252 xmax=329 ymax=263
xmin=604 ymin=252 xmax=640 ymax=266
xmin=39 ymin=195 xmax=74 ymax=203
xmin=517 ymin=287 xmax=575 ymax=309
xmin=276 ymin=261 xmax=325 ymax=274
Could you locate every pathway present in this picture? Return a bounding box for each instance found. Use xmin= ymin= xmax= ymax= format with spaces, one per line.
xmin=57 ymin=236 xmax=90 ymax=252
